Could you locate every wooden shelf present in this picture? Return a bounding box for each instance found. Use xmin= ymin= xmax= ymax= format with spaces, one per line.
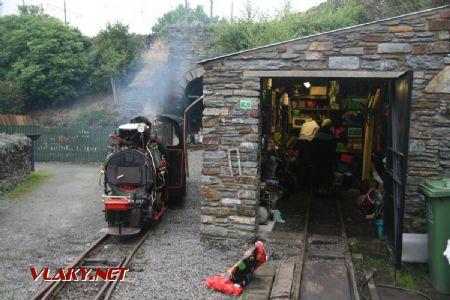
xmin=291 ymin=95 xmax=327 ymax=100
xmin=337 ymin=150 xmax=362 ymax=154
xmin=291 ymin=99 xmax=328 ymax=102
xmin=292 ymin=108 xmax=329 ymax=111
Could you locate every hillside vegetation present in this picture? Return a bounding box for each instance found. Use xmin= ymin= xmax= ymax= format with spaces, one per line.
xmin=212 ymin=0 xmax=448 ymax=54
xmin=0 ymin=0 xmax=446 ymax=122
xmin=0 ymin=5 xmax=141 ymax=116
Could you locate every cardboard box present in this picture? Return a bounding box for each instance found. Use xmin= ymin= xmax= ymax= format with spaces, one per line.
xmin=309 ymin=86 xmax=327 ymax=96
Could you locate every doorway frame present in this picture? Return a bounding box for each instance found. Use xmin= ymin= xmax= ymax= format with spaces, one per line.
xmin=253 ymin=70 xmax=413 ymax=269
xmin=384 ymin=71 xmax=414 ymax=269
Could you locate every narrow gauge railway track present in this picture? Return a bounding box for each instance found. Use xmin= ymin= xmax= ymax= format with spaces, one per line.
xmin=31 ymin=230 xmax=151 ymax=300
xmin=294 ymin=190 xmax=360 ymax=300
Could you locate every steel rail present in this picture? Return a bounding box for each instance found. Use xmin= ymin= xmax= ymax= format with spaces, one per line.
xmin=291 ymin=190 xmax=312 ymax=300
xmin=31 ymin=229 xmax=151 ymax=300
xmin=294 ymin=190 xmax=360 ymax=300
xmin=99 ymin=229 xmax=152 ymax=300
xmin=93 ymin=256 xmax=127 ymax=300
xmin=31 ymin=233 xmax=109 ymax=300
xmin=337 ymin=195 xmax=361 ymax=300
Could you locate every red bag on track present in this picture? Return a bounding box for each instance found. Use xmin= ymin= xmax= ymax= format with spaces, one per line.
xmin=254 ymin=241 xmax=267 ymax=268
xmin=205 ymin=275 xmax=244 ymax=295
xmin=226 ymin=241 xmax=267 ymax=286
xmin=205 ymin=241 xmax=267 ymax=295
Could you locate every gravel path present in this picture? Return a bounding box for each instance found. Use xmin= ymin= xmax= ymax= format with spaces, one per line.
xmin=0 ymin=162 xmax=105 ymax=300
xmin=0 ymin=151 xmax=248 ymax=299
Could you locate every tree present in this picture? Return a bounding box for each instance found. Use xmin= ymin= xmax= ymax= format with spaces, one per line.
xmin=0 ymin=6 xmax=90 ymax=109
xmin=152 ymin=4 xmax=215 ymax=33
xmin=0 ymin=81 xmax=26 ymax=114
xmin=92 ymin=22 xmax=141 ymax=104
xmin=212 ymin=1 xmax=271 ymax=54
xmin=17 ymin=4 xmax=44 ymax=15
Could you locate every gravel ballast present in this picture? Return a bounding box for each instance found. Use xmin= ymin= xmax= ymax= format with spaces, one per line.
xmin=112 ymin=150 xmax=245 ymax=299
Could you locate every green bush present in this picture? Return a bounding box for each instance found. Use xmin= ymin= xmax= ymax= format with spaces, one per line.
xmin=37 ymin=114 xmax=62 ymax=127
xmin=0 ymin=6 xmax=90 ymax=109
xmin=0 ymin=81 xmax=25 ymax=114
xmin=69 ymin=104 xmax=119 ymax=127
xmin=213 ymin=0 xmax=369 ymax=55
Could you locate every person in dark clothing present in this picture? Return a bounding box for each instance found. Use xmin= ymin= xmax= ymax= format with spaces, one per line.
xmin=295 ymin=114 xmax=321 ymax=188
xmin=311 ymin=118 xmax=337 ymax=194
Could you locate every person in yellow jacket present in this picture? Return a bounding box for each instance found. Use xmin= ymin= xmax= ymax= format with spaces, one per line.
xmin=295 ymin=114 xmax=321 ymax=188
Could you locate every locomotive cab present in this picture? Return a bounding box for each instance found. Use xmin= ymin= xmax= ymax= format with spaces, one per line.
xmin=118 ymin=123 xmax=150 ymax=147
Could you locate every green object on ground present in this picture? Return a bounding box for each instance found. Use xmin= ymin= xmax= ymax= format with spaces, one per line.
xmin=418 ymin=178 xmax=450 ymax=294
xmin=375 ymin=219 xmax=384 ymax=240
xmin=271 ymin=209 xmax=285 ymax=223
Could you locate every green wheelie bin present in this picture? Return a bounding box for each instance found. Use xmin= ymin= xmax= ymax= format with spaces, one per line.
xmin=418 ymin=179 xmax=450 ymax=294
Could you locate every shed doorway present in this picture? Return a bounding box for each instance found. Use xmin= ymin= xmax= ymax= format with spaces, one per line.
xmin=184 ymin=77 xmax=204 ymax=144
xmin=258 ymin=72 xmax=412 ymax=268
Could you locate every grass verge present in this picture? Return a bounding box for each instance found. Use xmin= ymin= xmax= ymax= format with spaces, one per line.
xmin=6 ymin=171 xmax=51 ymax=200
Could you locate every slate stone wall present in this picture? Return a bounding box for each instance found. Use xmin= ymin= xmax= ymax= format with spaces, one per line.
xmin=0 ymin=133 xmax=31 ymax=192
xmin=199 ymin=7 xmax=450 ymax=239
xmin=158 ymin=26 xmax=215 ymax=98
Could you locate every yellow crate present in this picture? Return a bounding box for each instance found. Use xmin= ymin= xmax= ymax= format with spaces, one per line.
xmin=309 ymin=86 xmax=327 ymax=96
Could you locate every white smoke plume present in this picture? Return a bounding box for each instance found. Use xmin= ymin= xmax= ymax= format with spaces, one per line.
xmin=118 ymin=34 xmax=193 ymax=122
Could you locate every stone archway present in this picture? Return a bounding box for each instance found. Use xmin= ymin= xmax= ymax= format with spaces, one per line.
xmin=173 ymin=67 xmax=205 ymax=100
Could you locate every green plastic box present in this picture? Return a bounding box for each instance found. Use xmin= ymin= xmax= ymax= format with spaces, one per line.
xmin=418 ymin=178 xmax=450 ymax=294
xmin=346 ymin=98 xmax=366 ymax=110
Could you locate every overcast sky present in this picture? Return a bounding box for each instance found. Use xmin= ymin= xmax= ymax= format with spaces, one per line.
xmin=1 ymin=0 xmax=325 ymax=36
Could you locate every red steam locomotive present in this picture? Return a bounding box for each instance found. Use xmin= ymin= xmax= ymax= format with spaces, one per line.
xmin=101 ymin=115 xmax=186 ymax=235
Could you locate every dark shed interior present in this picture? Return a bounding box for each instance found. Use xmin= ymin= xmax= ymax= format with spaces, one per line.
xmin=258 ymin=74 xmax=412 ymax=267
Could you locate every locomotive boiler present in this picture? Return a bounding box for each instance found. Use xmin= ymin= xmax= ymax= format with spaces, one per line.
xmin=101 ymin=115 xmax=186 ymax=235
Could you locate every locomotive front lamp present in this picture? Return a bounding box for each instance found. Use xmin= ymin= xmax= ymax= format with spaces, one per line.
xmin=137 ymin=123 xmax=146 ymax=133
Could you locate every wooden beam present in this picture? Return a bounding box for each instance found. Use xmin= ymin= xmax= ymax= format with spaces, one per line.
xmin=367 ymin=275 xmax=381 ymax=300
xmin=270 ymin=262 xmax=295 ymax=299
